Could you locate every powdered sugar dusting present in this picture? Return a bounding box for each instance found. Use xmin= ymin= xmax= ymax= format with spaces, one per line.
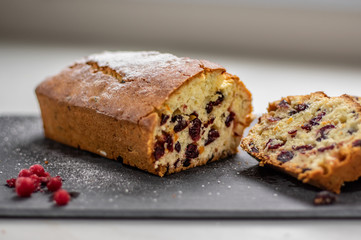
xmin=87 ymin=51 xmax=188 ymax=81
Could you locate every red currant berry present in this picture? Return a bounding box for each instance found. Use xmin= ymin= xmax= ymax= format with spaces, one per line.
xmin=15 ymin=177 xmax=35 ymax=197
xmin=29 ymin=164 xmax=45 ymax=177
xmin=6 ymin=178 xmax=16 ymax=188
xmin=47 ymin=177 xmax=62 ymax=192
xmin=40 ymin=172 xmax=51 ymax=184
xmin=18 ymin=169 xmax=32 ymax=177
xmin=54 ymin=189 xmax=70 ymax=206
xmin=55 ymin=175 xmax=62 ymax=182
xmin=29 ymin=174 xmax=41 ymax=190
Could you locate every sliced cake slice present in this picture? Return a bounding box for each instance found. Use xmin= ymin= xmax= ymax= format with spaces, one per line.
xmin=241 ymin=92 xmax=361 ymax=193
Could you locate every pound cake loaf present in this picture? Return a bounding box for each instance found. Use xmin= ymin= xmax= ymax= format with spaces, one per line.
xmin=241 ymin=92 xmax=361 ymax=193
xmin=36 ymin=51 xmax=253 ymax=176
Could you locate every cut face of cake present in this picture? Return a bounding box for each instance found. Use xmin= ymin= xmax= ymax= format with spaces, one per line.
xmin=36 ymin=51 xmax=253 ymax=176
xmin=153 ymin=70 xmax=252 ymax=175
xmin=241 ymin=92 xmax=361 ymax=193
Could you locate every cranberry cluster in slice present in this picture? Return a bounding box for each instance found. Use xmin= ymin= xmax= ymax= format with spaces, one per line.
xmin=301 ymin=111 xmax=326 ymax=132
xmin=154 ymin=132 xmax=174 ymax=160
xmin=289 ymin=103 xmax=309 ymax=116
xmin=205 ymin=129 xmax=220 ymax=146
xmin=205 ymin=91 xmax=224 ymax=114
xmin=160 ymin=114 xmax=170 ymax=126
xmin=185 ymin=143 xmax=199 ymax=159
xmin=189 ymin=118 xmax=202 ymax=141
xmin=316 ymin=124 xmax=335 ymax=142
xmin=292 ymin=144 xmax=313 ymax=152
xmin=225 ymin=112 xmax=236 ymax=127
xmin=171 ymin=115 xmax=189 ymax=132
xmin=153 ymin=140 xmax=165 ymax=160
xmin=265 ymin=139 xmax=286 ymax=150
xmin=277 ymin=151 xmax=294 ymax=162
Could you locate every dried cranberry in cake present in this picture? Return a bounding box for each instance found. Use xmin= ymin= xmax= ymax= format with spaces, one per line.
xmin=189 ymin=118 xmax=202 ymax=141
xmin=248 ymin=143 xmax=259 ymax=153
xmin=301 ymin=112 xmax=326 ymax=131
xmin=154 ymin=131 xmax=174 ymax=159
xmin=316 ymin=124 xmax=335 ymax=142
xmin=277 ymin=151 xmax=294 ymax=163
xmin=348 ymin=128 xmax=357 ymax=135
xmin=205 ymin=102 xmax=213 ymax=114
xmin=288 ymin=110 xmax=297 ymax=116
xmin=292 ymin=145 xmax=313 ymax=151
xmin=160 ymin=114 xmax=169 ymax=125
xmin=225 ymin=112 xmax=236 ymax=127
xmin=278 ymin=100 xmax=290 ymax=108
xmin=309 ymin=111 xmax=326 ymax=126
xmin=205 ymin=129 xmax=220 ymax=146
xmin=214 ymin=91 xmax=224 ymax=105
xmin=265 ymin=139 xmax=286 ymax=150
xmin=172 ymin=115 xmax=188 ymax=132
xmin=175 ymin=141 xmax=181 ymax=153
xmin=301 ymin=124 xmax=312 ymax=132
xmin=174 ymin=158 xmax=180 ymax=168
xmin=203 ymin=117 xmax=215 ymax=128
xmin=288 ymin=130 xmax=297 ymax=134
xmin=165 ymin=135 xmax=173 ymax=152
xmin=185 ymin=143 xmax=199 ymax=159
xmin=183 ymin=159 xmax=191 ymax=167
xmin=288 ymin=130 xmax=297 ymax=137
xmin=154 ymin=141 xmax=165 ymax=160
xmin=289 ymin=103 xmax=309 ymax=116
xmin=317 ymin=145 xmax=335 ymax=152
xmin=206 ymin=91 xmax=224 ymax=113
xmin=251 ymin=146 xmax=259 ymax=153
xmin=294 ymin=103 xmax=309 ymax=112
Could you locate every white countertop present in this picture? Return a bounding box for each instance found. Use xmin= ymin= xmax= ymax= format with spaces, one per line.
xmin=1 ymin=41 xmax=361 ymax=240
xmin=1 ymin=219 xmax=361 ymax=240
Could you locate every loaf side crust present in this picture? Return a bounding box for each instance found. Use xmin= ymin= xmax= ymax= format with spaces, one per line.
xmin=37 ymin=93 xmax=160 ymax=175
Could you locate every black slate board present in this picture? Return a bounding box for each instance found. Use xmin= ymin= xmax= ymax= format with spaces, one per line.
xmin=1 ymin=116 xmax=361 ymax=219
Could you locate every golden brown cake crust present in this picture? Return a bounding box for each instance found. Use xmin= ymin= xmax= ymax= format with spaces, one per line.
xmin=36 ymin=94 xmax=161 ymax=175
xmin=241 ymin=92 xmax=361 ymax=193
xmin=36 ymin=51 xmax=225 ymax=128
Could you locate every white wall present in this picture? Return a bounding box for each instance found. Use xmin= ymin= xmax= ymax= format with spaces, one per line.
xmin=1 ymin=0 xmax=361 ymax=62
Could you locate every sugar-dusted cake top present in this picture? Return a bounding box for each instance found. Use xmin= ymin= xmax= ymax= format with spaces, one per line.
xmin=36 ymin=51 xmax=225 ymax=126
xmin=86 ymin=51 xmax=194 ymax=81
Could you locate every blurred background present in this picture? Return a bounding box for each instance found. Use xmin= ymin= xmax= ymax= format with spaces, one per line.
xmin=1 ymin=0 xmax=361 ymax=114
